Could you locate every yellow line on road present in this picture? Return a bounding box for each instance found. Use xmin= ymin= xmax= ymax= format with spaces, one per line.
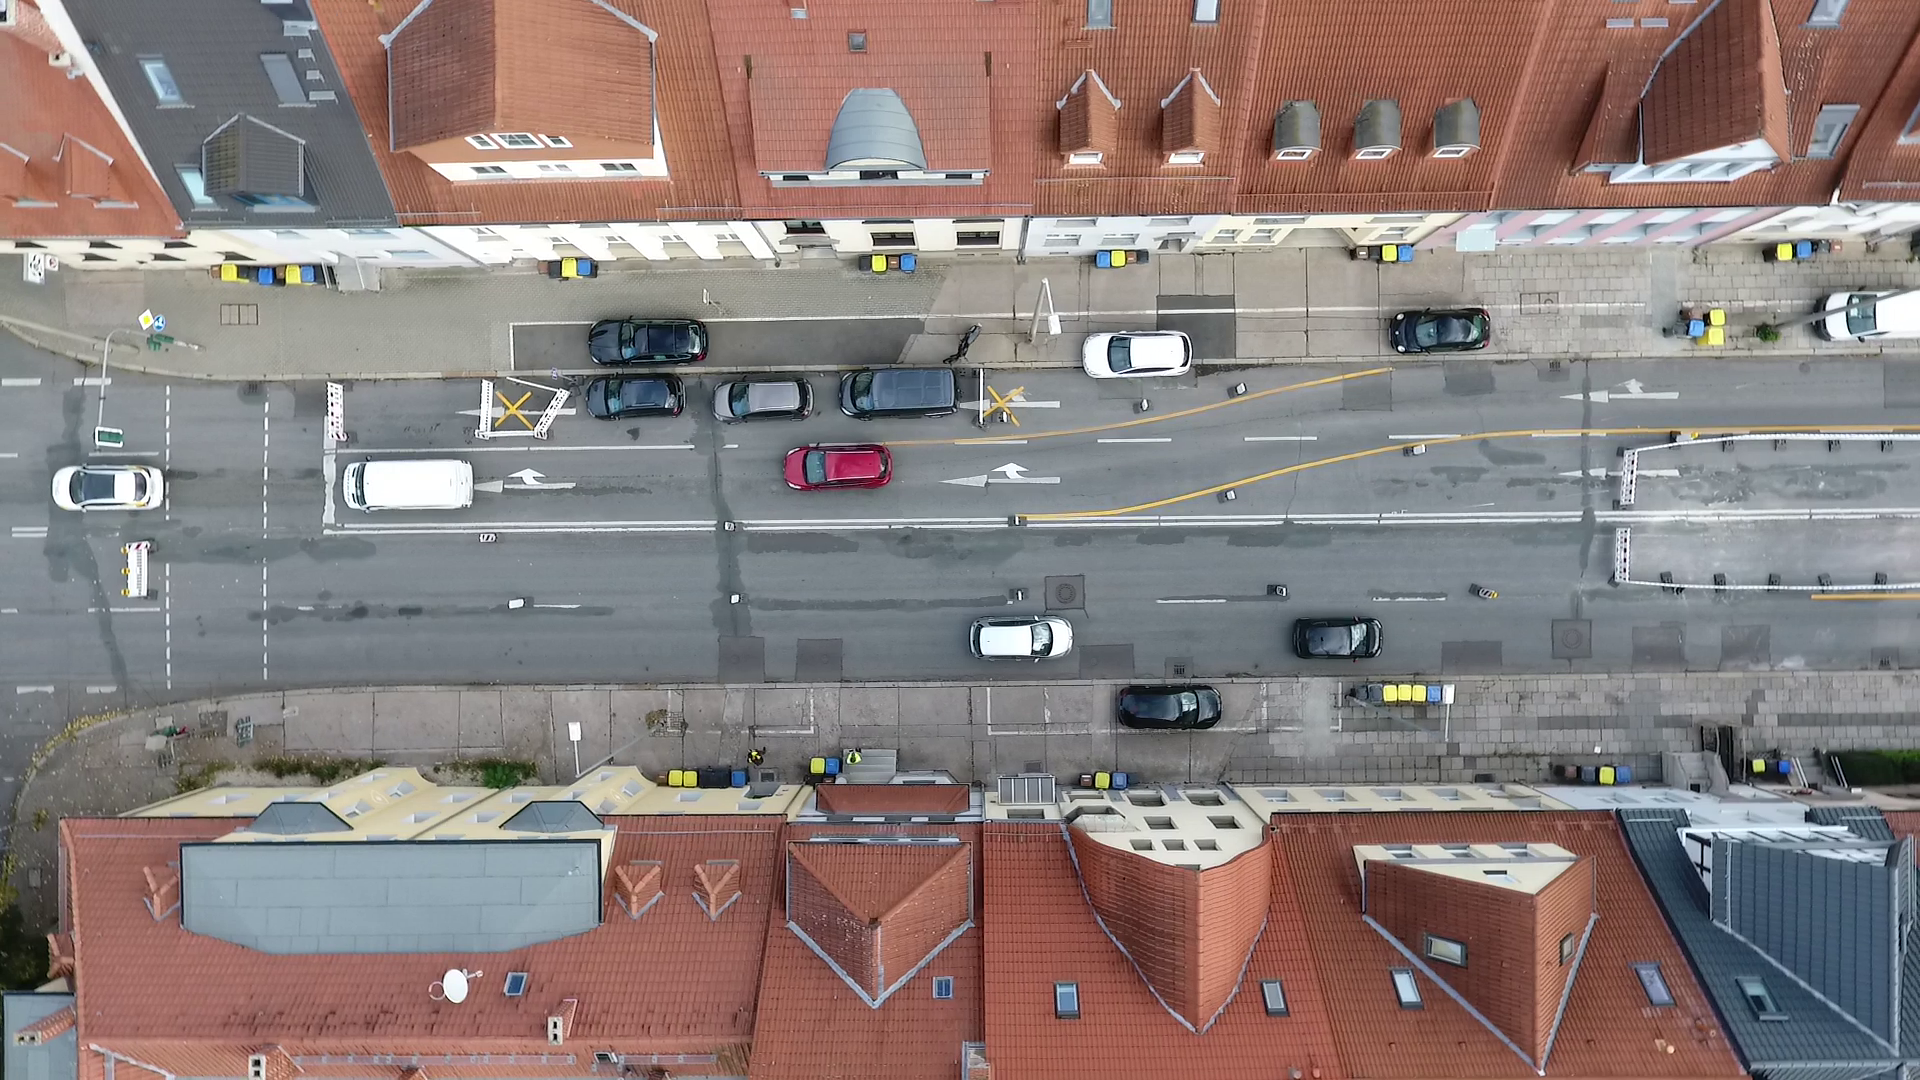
xmin=890 ymin=367 xmax=1394 ymax=448
xmin=1810 ymin=592 xmax=1920 ymax=602
xmin=1025 ymin=423 xmax=1920 ymax=520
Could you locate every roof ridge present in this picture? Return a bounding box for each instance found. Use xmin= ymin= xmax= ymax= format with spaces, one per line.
xmin=875 ymin=844 xmax=969 ymax=922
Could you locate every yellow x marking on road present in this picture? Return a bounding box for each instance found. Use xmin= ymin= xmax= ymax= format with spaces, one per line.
xmin=980 ymin=384 xmax=1024 ymax=427
xmin=495 ymin=389 xmax=535 ymax=430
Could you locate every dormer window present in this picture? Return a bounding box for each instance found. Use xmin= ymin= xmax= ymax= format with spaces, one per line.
xmin=491 ymin=133 xmax=539 ymax=148
xmin=539 ymin=134 xmax=572 ymax=148
xmin=1272 ymin=100 xmax=1320 ymax=161
xmin=1432 ymin=98 xmax=1480 ymax=159
xmin=1354 ymin=99 xmax=1401 ymax=160
xmin=1068 ymin=150 xmax=1103 ymax=165
xmin=1167 ymin=150 xmax=1204 ymax=165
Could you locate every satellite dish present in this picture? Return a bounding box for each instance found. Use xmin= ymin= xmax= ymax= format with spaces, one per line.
xmin=443 ymin=968 xmax=469 ymax=1004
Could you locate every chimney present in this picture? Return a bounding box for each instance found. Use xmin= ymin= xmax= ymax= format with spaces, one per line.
xmin=547 ymin=998 xmax=578 ymax=1045
xmin=44 ymin=933 xmax=74 ymax=980
xmin=613 ymin=861 xmax=663 ymax=919
xmin=962 ymin=1042 xmax=990 ymax=1080
xmin=143 ymin=864 xmax=181 ymax=919
xmin=13 ymin=1005 xmax=75 ymax=1045
xmin=692 ymin=860 xmax=740 ymax=920
xmin=0 ymin=1 xmax=69 ymax=62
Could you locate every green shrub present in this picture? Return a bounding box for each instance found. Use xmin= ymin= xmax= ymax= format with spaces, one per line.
xmin=466 ymin=758 xmax=539 ymax=789
xmin=1830 ymin=748 xmax=1920 ymax=787
xmin=1755 ymin=323 xmax=1782 ymax=343
xmin=254 ymin=756 xmax=383 ymax=785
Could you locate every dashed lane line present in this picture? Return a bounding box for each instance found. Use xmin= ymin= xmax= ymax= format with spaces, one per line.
xmin=1 ymin=378 xmax=43 ymax=387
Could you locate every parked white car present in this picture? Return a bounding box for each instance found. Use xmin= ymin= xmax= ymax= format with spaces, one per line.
xmin=970 ymin=615 xmax=1075 ymax=660
xmin=1082 ymin=330 xmax=1193 ymax=379
xmin=51 ymin=465 xmax=163 ymax=511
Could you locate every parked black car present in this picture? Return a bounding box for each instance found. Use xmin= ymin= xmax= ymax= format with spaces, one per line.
xmin=1116 ymin=685 xmax=1222 ymax=730
xmin=840 ymin=367 xmax=958 ymax=419
xmin=1389 ymin=308 xmax=1490 ymax=354
xmin=587 ymin=318 xmax=708 ymax=365
xmin=1292 ymin=617 xmax=1383 ymax=660
xmin=585 ymin=375 xmax=683 ymax=419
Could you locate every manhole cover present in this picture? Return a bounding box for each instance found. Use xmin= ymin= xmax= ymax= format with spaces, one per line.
xmin=1044 ymin=575 xmax=1085 ymax=611
xmin=1551 ymin=619 xmax=1593 ymax=659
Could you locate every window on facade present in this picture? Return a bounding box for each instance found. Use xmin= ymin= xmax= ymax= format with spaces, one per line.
xmin=1424 ymin=934 xmax=1467 ymax=966
xmin=140 ymin=57 xmax=184 ymax=104
xmin=1390 ymin=969 xmax=1423 ymax=1009
xmin=1559 ymin=933 xmax=1575 ymax=965
xmin=601 ymin=162 xmax=639 ymax=172
xmin=956 ymin=230 xmax=1000 ymax=246
xmin=539 ymin=135 xmax=572 ymax=148
xmin=1433 ymin=145 xmax=1473 ymax=159
xmin=233 ymin=192 xmax=314 ymax=209
xmin=1167 ymin=150 xmax=1205 ymax=165
xmin=933 ymin=976 xmax=955 ymax=1000
xmin=1807 ymin=104 xmax=1859 ymax=159
xmin=1054 ymin=982 xmax=1080 ymax=1019
xmin=1194 ymin=0 xmax=1219 ymax=22
xmin=1482 ymin=869 xmax=1518 ymax=884
xmin=1045 ymin=235 xmax=1081 ymax=248
xmin=1382 ymin=844 xmax=1416 ymax=859
xmin=1354 ymin=146 xmax=1395 ymax=160
xmin=1086 ymin=0 xmax=1112 ymax=28
xmin=537 ymin=164 xmax=572 ymax=174
xmin=176 ymin=166 xmax=217 ymax=207
xmin=871 ymin=231 xmax=915 ymax=248
xmin=1633 ymin=963 xmax=1675 ymax=1007
xmin=1806 ymin=0 xmax=1847 ymax=25
xmin=784 ymin=220 xmax=827 ymax=235
xmin=471 ymin=166 xmax=508 ymax=176
xmin=492 ymin=133 xmax=540 ymax=148
xmin=1737 ymin=976 xmax=1786 ymax=1020
xmin=1260 ymin=979 xmax=1288 ymax=1017
xmin=1067 ymin=150 xmax=1104 ymax=165
xmin=466 ymin=134 xmax=498 ymax=149
xmin=1099 ymin=235 xmax=1139 ymax=247
xmin=260 ymin=53 xmax=308 ymax=105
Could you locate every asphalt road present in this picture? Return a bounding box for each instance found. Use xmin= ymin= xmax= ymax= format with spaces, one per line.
xmin=8 ymin=331 xmax=1920 ymax=735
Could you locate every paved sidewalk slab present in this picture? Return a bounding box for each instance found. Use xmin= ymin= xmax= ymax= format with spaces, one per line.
xmin=457 ymin=690 xmax=503 ymax=751
xmin=372 ymin=690 xmax=459 ymax=752
xmin=284 ymin=690 xmax=372 ymax=752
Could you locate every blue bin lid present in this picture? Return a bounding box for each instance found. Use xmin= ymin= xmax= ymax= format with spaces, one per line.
xmin=1396 ymin=244 xmax=1415 ymax=261
xmin=1794 ymin=240 xmax=1813 ymax=257
xmin=1095 ymin=250 xmax=1112 ymax=268
xmin=256 ymin=267 xmax=275 ymax=284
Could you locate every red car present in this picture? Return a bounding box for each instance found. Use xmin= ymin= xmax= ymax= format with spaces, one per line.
xmin=784 ymin=444 xmax=891 ymax=490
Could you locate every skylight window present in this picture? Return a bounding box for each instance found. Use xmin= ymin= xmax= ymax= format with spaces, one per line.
xmin=467 ymin=135 xmax=498 ymax=149
xmin=1424 ymin=934 xmax=1467 ymax=967
xmin=141 ymin=57 xmax=184 ymax=105
xmin=1383 ymin=844 xmax=1416 ymax=859
xmin=1807 ymin=104 xmax=1859 ymax=159
xmin=1482 ymin=869 xmax=1518 ymax=884
xmin=933 ymin=976 xmax=955 ymax=1000
xmin=1632 ymin=963 xmax=1674 ymax=1007
xmin=1054 ymin=981 xmax=1080 ymax=1019
xmin=1559 ymin=933 xmax=1575 ymax=965
xmin=176 ymin=166 xmax=216 ymax=207
xmin=1086 ymin=0 xmax=1112 ymax=28
xmin=1067 ymin=151 xmax=1104 ymax=165
xmin=1391 ymin=968 xmax=1423 ymax=1009
xmin=1806 ymin=0 xmax=1848 ymax=26
xmin=1737 ymin=976 xmax=1785 ymax=1020
xmin=504 ymin=972 xmax=529 ymax=997
xmin=1260 ymin=979 xmax=1289 ymax=1016
xmin=1193 ymin=0 xmax=1219 ymax=22
xmin=492 ymin=133 xmax=540 ymax=148
xmin=1440 ymin=843 xmax=1472 ymax=858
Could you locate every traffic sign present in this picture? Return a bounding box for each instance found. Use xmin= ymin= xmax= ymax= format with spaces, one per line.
xmin=94 ymin=426 xmax=124 ymax=448
xmin=138 ymin=309 xmax=166 ymax=332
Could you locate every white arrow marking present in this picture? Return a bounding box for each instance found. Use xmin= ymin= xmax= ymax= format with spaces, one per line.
xmin=503 ymin=468 xmax=577 ymax=490
xmin=1559 ymin=467 xmax=1682 ymax=478
xmin=942 ymin=462 xmax=1063 ymax=487
xmin=1562 ymin=380 xmax=1681 ymax=403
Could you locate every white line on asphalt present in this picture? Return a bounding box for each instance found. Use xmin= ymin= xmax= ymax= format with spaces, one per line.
xmin=164 ymin=386 xmax=171 ymax=525
xmin=87 ymin=606 xmax=161 ymax=614
xmin=1243 ymin=435 xmax=1318 ymax=442
xmin=263 ymin=397 xmax=270 ymax=682
xmin=1370 ymin=594 xmax=1450 ymax=602
xmin=1097 ymin=437 xmax=1173 ymax=444
xmin=11 ymin=526 xmax=46 ymax=538
xmin=350 ymin=444 xmax=695 ymax=454
xmin=1 ymin=377 xmax=42 ymax=387
xmin=72 ymin=377 xmax=109 ymax=387
xmin=967 ymin=439 xmax=1027 ymax=445
xmin=15 ymin=686 xmax=53 ymax=695
xmin=85 ymin=685 xmax=116 ymax=694
xmin=532 ymin=603 xmax=582 ymax=609
xmin=1156 ymin=597 xmax=1230 ymax=604
xmin=1530 ymin=433 xmax=1584 ymax=438
xmin=723 ymin=443 xmax=740 ymax=449
xmin=0 ymin=609 xmax=15 ymax=614
xmin=164 ymin=561 xmax=172 ymax=691
xmin=1389 ymin=434 xmax=1462 ymax=441
xmin=89 ymin=449 xmax=161 ymax=458
xmin=0 ymin=452 xmax=19 ymax=458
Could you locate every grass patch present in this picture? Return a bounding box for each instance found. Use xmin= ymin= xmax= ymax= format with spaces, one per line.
xmin=254 ymin=755 xmax=384 ymax=786
xmin=175 ymin=762 xmax=227 ymax=795
xmin=446 ymin=757 xmax=540 ymax=789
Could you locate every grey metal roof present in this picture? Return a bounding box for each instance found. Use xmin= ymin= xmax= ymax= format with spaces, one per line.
xmin=202 ymin=115 xmax=306 ymax=198
xmin=4 ymin=994 xmax=76 ymax=1080
xmin=825 ymin=89 xmax=928 ymax=171
xmin=1808 ymin=805 xmax=1896 ymax=842
xmin=1434 ymin=98 xmax=1481 ymax=151
xmin=63 ymin=0 xmax=396 ymax=226
xmin=1619 ymin=809 xmax=1910 ymax=1078
xmin=246 ymin=801 xmax=350 ymax=835
xmin=1354 ymin=99 xmax=1402 ymax=153
xmin=181 ymin=840 xmax=603 ymax=954
xmin=1273 ymin=100 xmax=1321 ymax=156
xmin=501 ymin=800 xmax=604 ymax=834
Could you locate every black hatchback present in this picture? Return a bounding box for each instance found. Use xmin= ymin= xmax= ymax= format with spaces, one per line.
xmin=1116 ymin=685 xmax=1222 ymax=730
xmin=585 ymin=375 xmax=683 ymax=419
xmin=1292 ymin=617 xmax=1383 ymax=660
xmin=1389 ymin=308 xmax=1490 ymax=354
xmin=587 ymin=318 xmax=708 ymax=365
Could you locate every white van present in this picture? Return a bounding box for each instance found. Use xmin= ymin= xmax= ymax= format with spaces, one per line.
xmin=342 ymin=459 xmax=474 ymax=512
xmin=1817 ymin=290 xmax=1920 ymax=341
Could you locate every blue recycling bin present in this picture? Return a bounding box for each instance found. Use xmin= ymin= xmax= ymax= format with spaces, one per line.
xmin=1395 ymin=244 xmax=1414 ymax=262
xmin=1794 ymin=240 xmax=1813 ymax=259
xmin=255 ymin=267 xmax=275 ymax=285
xmin=900 ymin=253 xmax=916 ymax=273
xmin=298 ymin=264 xmax=317 ymax=284
xmin=731 ymin=769 xmax=747 ymax=788
xmin=1615 ymin=764 xmax=1632 ymax=784
xmin=823 ymin=756 xmax=840 ymax=776
xmin=1777 ymin=760 xmax=1793 ymax=777
xmin=1427 ymin=685 xmax=1443 ymax=703
xmin=1095 ymin=250 xmax=1112 ymax=268
xmin=1110 ymin=771 xmax=1129 ymax=790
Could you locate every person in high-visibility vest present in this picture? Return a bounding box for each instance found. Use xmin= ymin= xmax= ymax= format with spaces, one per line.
xmin=843 ymin=749 xmax=863 ymax=766
xmin=747 ymin=747 xmax=766 ymax=766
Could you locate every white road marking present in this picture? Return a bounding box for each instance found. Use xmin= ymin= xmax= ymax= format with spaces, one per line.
xmin=89 ymin=449 xmax=161 ymax=458
xmin=0 ymin=609 xmax=15 ymax=614
xmin=164 ymin=561 xmax=172 ymax=690
xmin=351 ymin=444 xmax=694 ymax=454
xmin=86 ymin=606 xmax=162 ymax=614
xmin=0 ymin=452 xmax=19 ymax=458
xmin=1097 ymin=437 xmax=1172 ymax=444
xmin=1563 ymin=381 xmax=1680 ymax=404
xmin=1 ymin=377 xmax=43 ymax=387
xmin=72 ymin=377 xmax=109 ymax=387
xmin=942 ymin=462 xmax=1062 ymax=487
xmin=1559 ymin=467 xmax=1681 ymax=478
xmin=1243 ymin=435 xmax=1317 ymax=442
xmin=458 ymin=406 xmax=579 ymax=418
xmin=723 ymin=443 xmax=740 ymax=449
xmin=1389 ymin=434 xmax=1461 ymax=441
xmin=1370 ymin=594 xmax=1450 ymax=602
xmin=263 ymin=396 xmax=270 ymax=682
xmin=11 ymin=526 xmax=47 ymax=538
xmin=85 ymin=685 xmax=117 ymax=694
xmin=1156 ymin=597 xmax=1230 ymax=604
xmin=15 ymin=686 xmax=54 ymax=695
xmin=532 ymin=603 xmax=583 ymax=609
xmin=970 ymin=397 xmax=1061 ymax=412
xmin=966 ymin=439 xmax=1027 ymax=446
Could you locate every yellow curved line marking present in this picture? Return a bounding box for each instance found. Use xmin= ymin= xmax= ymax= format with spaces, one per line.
xmin=1025 ymin=423 xmax=1920 ymax=520
xmin=889 ymin=366 xmax=1393 ymax=449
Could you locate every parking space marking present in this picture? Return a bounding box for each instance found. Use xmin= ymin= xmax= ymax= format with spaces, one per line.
xmin=980 ymin=385 xmax=1024 ymax=427
xmin=1 ymin=378 xmax=42 ymax=387
xmin=15 ymin=686 xmax=53 ymax=695
xmin=1098 ymin=437 xmax=1172 ymax=444
xmin=1244 ymin=435 xmax=1317 ymax=442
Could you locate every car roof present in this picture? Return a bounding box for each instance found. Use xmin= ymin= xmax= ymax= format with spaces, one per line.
xmin=821 ymin=446 xmax=884 ymax=481
xmin=861 ymin=367 xmax=955 ymax=406
xmin=1119 ymin=332 xmax=1189 ymax=367
xmin=977 ymin=624 xmax=1036 ymax=653
xmin=745 ymin=381 xmax=803 ymax=411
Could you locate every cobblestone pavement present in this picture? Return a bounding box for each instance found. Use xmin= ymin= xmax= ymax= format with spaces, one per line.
xmin=3 ymin=245 xmax=1919 ymax=381
xmin=10 ymin=670 xmax=1917 ymax=927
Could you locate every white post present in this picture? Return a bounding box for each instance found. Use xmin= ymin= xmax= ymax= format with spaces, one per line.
xmin=567 ymin=721 xmax=582 ymax=778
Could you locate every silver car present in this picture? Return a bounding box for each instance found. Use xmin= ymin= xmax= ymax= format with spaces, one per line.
xmin=712 ymin=378 xmax=812 ymax=422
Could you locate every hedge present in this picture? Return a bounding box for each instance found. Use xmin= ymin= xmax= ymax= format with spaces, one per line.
xmin=1829 ymin=748 xmax=1920 ymax=787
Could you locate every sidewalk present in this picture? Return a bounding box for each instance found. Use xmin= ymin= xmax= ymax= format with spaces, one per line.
xmin=11 ymin=670 xmax=1920 ymax=928
xmin=3 ymin=245 xmax=1918 ymax=381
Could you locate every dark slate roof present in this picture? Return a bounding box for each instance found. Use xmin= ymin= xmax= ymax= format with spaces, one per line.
xmin=246 ymin=800 xmax=350 ymax=835
xmin=202 ymin=115 xmax=306 ymax=198
xmin=63 ymin=0 xmax=396 ymax=226
xmin=1618 ymin=809 xmax=1911 ymax=1080
xmin=501 ymin=800 xmax=604 ymax=834
xmin=1808 ymin=805 xmax=1896 ymax=842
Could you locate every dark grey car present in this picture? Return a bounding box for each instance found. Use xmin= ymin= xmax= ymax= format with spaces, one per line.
xmin=712 ymin=378 xmax=812 ymax=422
xmin=840 ymin=367 xmax=958 ymax=419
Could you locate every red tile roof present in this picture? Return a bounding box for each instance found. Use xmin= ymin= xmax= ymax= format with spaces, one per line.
xmin=750 ymin=825 xmax=982 ymax=1080
xmin=1837 ymin=24 xmax=1920 ymax=202
xmin=310 ymin=0 xmax=740 ymax=224
xmin=1161 ymin=70 xmax=1222 ymax=158
xmin=1641 ymin=0 xmax=1789 ymax=164
xmin=983 ymin=824 xmax=1344 ymax=1080
xmin=0 ymin=4 xmax=179 ymax=240
xmin=62 ymin=815 xmax=782 ymax=1077
xmin=705 ymin=0 xmax=1037 ymax=218
xmin=1272 ymin=813 xmax=1743 ymax=1079
xmin=1066 ymin=826 xmax=1269 ymax=1032
xmin=784 ymin=839 xmax=971 ymax=1005
xmin=1058 ymin=71 xmax=1119 ymax=160
xmin=811 ymin=785 xmax=971 ymax=817
xmin=385 ymin=0 xmax=655 ymax=152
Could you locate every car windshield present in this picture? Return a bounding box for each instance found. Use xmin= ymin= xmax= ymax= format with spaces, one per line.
xmin=728 ymin=382 xmax=753 ymax=413
xmin=1847 ymin=295 xmax=1877 ymax=336
xmin=1415 ymin=316 xmax=1475 ymax=348
xmin=1029 ymin=623 xmax=1052 ymax=653
xmin=618 ymin=323 xmax=637 ymax=348
xmin=76 ymin=471 xmax=118 ymax=503
xmin=803 ymin=451 xmax=828 ymax=486
xmin=1309 ymin=624 xmax=1364 ymax=656
xmin=1107 ymin=337 xmax=1133 ymax=371
xmin=849 ymin=372 xmax=876 ymax=411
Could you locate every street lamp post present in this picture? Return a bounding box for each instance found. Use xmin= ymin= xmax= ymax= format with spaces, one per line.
xmin=96 ymin=328 xmax=131 ymax=447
